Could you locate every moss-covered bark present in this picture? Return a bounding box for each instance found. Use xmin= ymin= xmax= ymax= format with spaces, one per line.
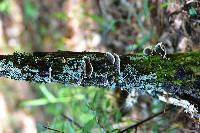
xmin=124 ymin=51 xmax=200 ymax=110
xmin=0 ymin=51 xmax=199 ymax=118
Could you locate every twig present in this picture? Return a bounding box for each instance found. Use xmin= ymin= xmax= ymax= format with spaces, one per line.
xmin=120 ymin=106 xmax=175 ymax=133
xmin=134 ymin=126 xmax=137 ymax=133
xmin=42 ymin=124 xmax=64 ymax=133
xmin=61 ymin=113 xmax=82 ymax=128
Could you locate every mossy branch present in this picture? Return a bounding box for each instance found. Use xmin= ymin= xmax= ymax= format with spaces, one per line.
xmin=0 ymin=51 xmax=199 ymax=118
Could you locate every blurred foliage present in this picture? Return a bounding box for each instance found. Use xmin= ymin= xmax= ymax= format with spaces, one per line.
xmin=51 ymin=12 xmax=68 ymax=21
xmin=23 ymin=0 xmax=39 ymax=19
xmin=189 ymin=7 xmax=197 ymax=16
xmin=126 ymin=31 xmax=153 ymax=52
xmin=22 ymin=85 xmax=121 ymax=132
xmin=0 ymin=0 xmax=10 ymax=13
xmin=85 ymin=13 xmax=116 ymax=33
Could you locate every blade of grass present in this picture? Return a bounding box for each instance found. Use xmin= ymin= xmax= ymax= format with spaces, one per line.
xmin=39 ymin=84 xmax=56 ymax=102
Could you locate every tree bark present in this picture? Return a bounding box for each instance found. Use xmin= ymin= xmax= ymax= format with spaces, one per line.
xmin=0 ymin=51 xmax=199 ymax=119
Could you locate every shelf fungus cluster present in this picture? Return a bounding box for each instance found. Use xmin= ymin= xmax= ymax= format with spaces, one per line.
xmin=143 ymin=42 xmax=168 ymax=58
xmin=0 ymin=51 xmax=199 ymax=119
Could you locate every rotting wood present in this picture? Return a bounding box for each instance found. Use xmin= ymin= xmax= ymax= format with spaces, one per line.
xmin=0 ymin=51 xmax=199 ymax=119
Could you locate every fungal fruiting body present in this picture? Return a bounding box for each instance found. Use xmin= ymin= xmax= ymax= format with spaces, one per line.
xmin=143 ymin=42 xmax=167 ymax=58
xmin=154 ymin=42 xmax=167 ymax=58
xmin=83 ymin=56 xmax=93 ymax=78
xmin=105 ymin=52 xmax=121 ymax=75
xmin=105 ymin=52 xmax=115 ymax=64
xmin=143 ymin=46 xmax=154 ymax=56
xmin=113 ymin=53 xmax=121 ymax=75
xmin=48 ymin=66 xmax=52 ymax=83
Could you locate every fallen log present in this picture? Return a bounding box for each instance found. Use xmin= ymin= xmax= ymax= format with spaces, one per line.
xmin=0 ymin=51 xmax=199 ymax=119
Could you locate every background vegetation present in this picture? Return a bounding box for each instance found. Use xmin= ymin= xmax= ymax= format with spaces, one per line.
xmin=0 ymin=0 xmax=199 ymax=132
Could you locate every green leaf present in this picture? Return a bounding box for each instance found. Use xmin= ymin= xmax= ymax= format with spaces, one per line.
xmin=152 ymin=99 xmax=163 ymax=113
xmin=36 ymin=122 xmax=47 ymax=132
xmin=104 ymin=19 xmax=116 ymax=32
xmin=189 ymin=7 xmax=197 ymax=16
xmin=66 ymin=122 xmax=75 ymax=133
xmin=21 ymin=98 xmax=49 ymax=106
xmin=161 ymin=2 xmax=169 ymax=9
xmin=84 ymin=13 xmax=104 ymax=25
xmin=83 ymin=118 xmax=96 ymax=132
xmin=136 ymin=13 xmax=145 ymax=30
xmin=39 ymin=85 xmax=56 ymax=102
xmin=112 ymin=129 xmax=120 ymax=133
xmin=51 ymin=12 xmax=68 ymax=21
xmin=114 ymin=110 xmax=122 ymax=122
xmin=152 ymin=122 xmax=160 ymax=133
xmin=143 ymin=0 xmax=149 ymax=17
xmin=23 ymin=0 xmax=38 ymax=19
xmin=126 ymin=44 xmax=139 ymax=51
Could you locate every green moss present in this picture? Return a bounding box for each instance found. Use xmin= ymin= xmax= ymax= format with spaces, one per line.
xmin=128 ymin=51 xmax=200 ymax=83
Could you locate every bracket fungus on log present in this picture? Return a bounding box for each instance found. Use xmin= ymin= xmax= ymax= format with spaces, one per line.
xmin=0 ymin=51 xmax=199 ymax=119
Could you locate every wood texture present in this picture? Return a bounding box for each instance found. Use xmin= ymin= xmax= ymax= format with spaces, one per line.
xmin=0 ymin=51 xmax=199 ymax=118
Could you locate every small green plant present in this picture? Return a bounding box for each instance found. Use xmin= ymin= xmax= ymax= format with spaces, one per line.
xmin=22 ymin=84 xmax=122 ymax=132
xmin=189 ymin=7 xmax=197 ymax=16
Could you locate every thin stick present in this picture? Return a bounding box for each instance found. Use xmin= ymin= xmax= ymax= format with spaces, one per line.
xmin=42 ymin=124 xmax=64 ymax=133
xmin=120 ymin=106 xmax=175 ymax=133
xmin=61 ymin=113 xmax=82 ymax=128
